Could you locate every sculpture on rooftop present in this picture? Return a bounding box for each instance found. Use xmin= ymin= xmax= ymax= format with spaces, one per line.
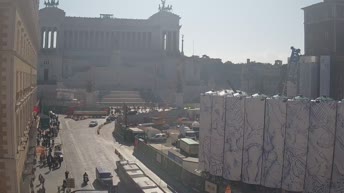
xmin=159 ymin=0 xmax=173 ymax=12
xmin=290 ymin=46 xmax=301 ymax=64
xmin=44 ymin=0 xmax=59 ymax=7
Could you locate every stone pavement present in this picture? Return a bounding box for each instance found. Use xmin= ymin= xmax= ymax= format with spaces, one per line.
xmin=32 ymin=135 xmax=68 ymax=193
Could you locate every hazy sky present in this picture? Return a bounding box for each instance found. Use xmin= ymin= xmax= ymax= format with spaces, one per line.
xmin=39 ymin=0 xmax=321 ymax=64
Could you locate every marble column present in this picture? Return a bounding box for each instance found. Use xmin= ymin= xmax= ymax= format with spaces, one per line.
xmin=199 ymin=94 xmax=213 ymax=172
xmin=50 ymin=29 xmax=55 ymax=49
xmin=304 ymin=100 xmax=336 ymax=193
xmin=330 ymin=101 xmax=344 ymax=193
xmin=223 ymin=96 xmax=245 ymax=181
xmin=209 ymin=95 xmax=225 ymax=176
xmin=261 ymin=97 xmax=287 ymax=188
xmin=282 ymin=99 xmax=310 ymax=192
xmin=55 ymin=30 xmax=58 ymax=48
xmin=242 ymin=96 xmax=265 ymax=185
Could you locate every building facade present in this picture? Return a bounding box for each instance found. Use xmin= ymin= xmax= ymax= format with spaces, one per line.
xmin=303 ymin=0 xmax=344 ymax=99
xmin=0 ymin=0 xmax=39 ymax=193
xmin=38 ymin=1 xmax=182 ymax=103
xmin=241 ymin=60 xmax=283 ymax=96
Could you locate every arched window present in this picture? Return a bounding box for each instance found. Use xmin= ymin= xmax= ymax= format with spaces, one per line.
xmin=42 ymin=30 xmax=46 ymax=48
xmin=53 ymin=30 xmax=57 ymax=48
xmin=163 ymin=32 xmax=167 ymax=51
xmin=48 ymin=31 xmax=52 ymax=48
xmin=17 ymin=29 xmax=20 ymax=51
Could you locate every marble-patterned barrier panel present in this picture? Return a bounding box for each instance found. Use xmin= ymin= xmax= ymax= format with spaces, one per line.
xmin=330 ymin=102 xmax=344 ymax=193
xmin=282 ymin=100 xmax=310 ymax=192
xmin=242 ymin=97 xmax=265 ymax=185
xmin=199 ymin=94 xmax=213 ymax=172
xmin=304 ymin=101 xmax=336 ymax=193
xmin=261 ymin=98 xmax=287 ymax=188
xmin=209 ymin=95 xmax=225 ymax=176
xmin=223 ymin=96 xmax=245 ymax=181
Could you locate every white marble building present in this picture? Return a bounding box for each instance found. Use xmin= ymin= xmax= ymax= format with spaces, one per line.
xmin=38 ymin=0 xmax=183 ymax=103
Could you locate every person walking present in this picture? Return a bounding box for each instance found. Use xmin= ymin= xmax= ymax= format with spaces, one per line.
xmin=38 ymin=174 xmax=43 ymax=185
xmin=65 ymin=170 xmax=69 ymax=179
xmin=48 ymin=162 xmax=52 ymax=171
xmin=30 ymin=178 xmax=34 ymax=190
xmin=62 ymin=179 xmax=67 ymax=191
xmin=36 ymin=137 xmax=40 ymax=146
xmin=47 ymin=155 xmax=52 ymax=171
xmin=41 ymin=176 xmax=45 ymax=188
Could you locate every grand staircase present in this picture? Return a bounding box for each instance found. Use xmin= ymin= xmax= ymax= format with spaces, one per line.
xmin=97 ymin=91 xmax=146 ymax=106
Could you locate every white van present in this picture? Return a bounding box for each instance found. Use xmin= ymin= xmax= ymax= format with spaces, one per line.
xmin=149 ymin=133 xmax=167 ymax=142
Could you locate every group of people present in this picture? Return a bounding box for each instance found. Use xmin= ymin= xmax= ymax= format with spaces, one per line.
xmin=37 ymin=112 xmax=63 ymax=170
xmin=33 ymin=111 xmax=62 ymax=193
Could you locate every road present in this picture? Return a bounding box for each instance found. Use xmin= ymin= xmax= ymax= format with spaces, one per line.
xmin=59 ymin=116 xmax=171 ymax=192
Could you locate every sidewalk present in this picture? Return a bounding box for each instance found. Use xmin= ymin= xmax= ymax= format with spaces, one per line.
xmin=32 ymin=134 xmax=67 ymax=193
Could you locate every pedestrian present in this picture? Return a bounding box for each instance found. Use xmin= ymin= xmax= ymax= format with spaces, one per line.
xmin=41 ymin=176 xmax=45 ymax=188
xmin=62 ymin=180 xmax=67 ymax=191
xmin=38 ymin=174 xmax=43 ymax=185
xmin=52 ymin=139 xmax=54 ymax=146
xmin=58 ymin=155 xmax=62 ymax=167
xmin=52 ymin=157 xmax=56 ymax=169
xmin=36 ymin=137 xmax=40 ymax=146
xmin=46 ymin=138 xmax=50 ymax=147
xmin=65 ymin=170 xmax=69 ymax=179
xmin=30 ymin=178 xmax=34 ymax=189
xmin=47 ymin=158 xmax=52 ymax=171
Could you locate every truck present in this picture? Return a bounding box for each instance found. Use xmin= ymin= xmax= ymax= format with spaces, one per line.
xmin=95 ymin=167 xmax=113 ymax=187
xmin=116 ymin=161 xmax=165 ymax=193
xmin=179 ymin=125 xmax=197 ymax=140
xmin=179 ymin=138 xmax=199 ymax=157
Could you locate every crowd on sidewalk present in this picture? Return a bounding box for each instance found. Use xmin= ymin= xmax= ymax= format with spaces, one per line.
xmin=31 ymin=111 xmax=64 ymax=193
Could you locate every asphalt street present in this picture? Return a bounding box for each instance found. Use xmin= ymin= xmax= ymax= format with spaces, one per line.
xmin=59 ymin=116 xmax=171 ymax=192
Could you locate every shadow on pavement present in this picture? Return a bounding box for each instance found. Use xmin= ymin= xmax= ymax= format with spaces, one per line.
xmin=81 ymin=181 xmax=87 ymax=188
xmin=92 ymin=180 xmax=107 ymax=190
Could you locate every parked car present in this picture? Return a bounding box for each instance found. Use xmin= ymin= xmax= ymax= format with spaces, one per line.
xmin=89 ymin=121 xmax=98 ymax=127
xmin=106 ymin=116 xmax=116 ymax=123
xmin=149 ymin=133 xmax=167 ymax=143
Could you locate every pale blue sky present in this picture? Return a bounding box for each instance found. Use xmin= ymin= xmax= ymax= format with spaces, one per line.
xmin=40 ymin=0 xmax=321 ymax=63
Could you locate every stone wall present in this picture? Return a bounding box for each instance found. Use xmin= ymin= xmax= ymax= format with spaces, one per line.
xmin=133 ymin=139 xmax=204 ymax=193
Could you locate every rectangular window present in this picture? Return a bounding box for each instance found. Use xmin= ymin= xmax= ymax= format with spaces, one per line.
xmin=44 ymin=69 xmax=49 ymax=81
xmin=148 ymin=32 xmax=152 ymax=48
xmin=143 ymin=32 xmax=147 ymax=48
